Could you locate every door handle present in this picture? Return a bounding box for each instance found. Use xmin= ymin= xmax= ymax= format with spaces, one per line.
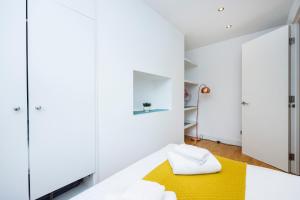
xmin=13 ymin=107 xmax=21 ymax=112
xmin=241 ymin=101 xmax=249 ymax=105
xmin=35 ymin=106 xmax=42 ymax=111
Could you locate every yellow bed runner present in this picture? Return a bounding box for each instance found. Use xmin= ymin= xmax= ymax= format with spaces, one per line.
xmin=144 ymin=156 xmax=246 ymax=200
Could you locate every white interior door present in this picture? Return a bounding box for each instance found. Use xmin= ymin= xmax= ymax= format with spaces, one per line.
xmin=0 ymin=1 xmax=29 ymax=199
xmin=242 ymin=26 xmax=290 ymax=171
xmin=28 ymin=0 xmax=96 ymax=199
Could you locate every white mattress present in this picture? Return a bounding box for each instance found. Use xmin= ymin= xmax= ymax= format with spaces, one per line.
xmin=71 ymin=144 xmax=300 ymax=200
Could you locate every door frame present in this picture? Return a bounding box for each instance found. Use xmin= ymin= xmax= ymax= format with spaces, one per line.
xmin=294 ymin=17 xmax=300 ymax=176
xmin=289 ymin=6 xmax=300 ymax=175
xmin=296 ymin=22 xmax=300 ymax=175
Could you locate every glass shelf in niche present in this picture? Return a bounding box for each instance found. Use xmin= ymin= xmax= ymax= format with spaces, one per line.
xmin=133 ymin=109 xmax=169 ymax=115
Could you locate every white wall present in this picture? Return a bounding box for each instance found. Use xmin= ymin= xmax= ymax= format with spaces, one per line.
xmin=185 ymin=28 xmax=277 ymax=146
xmin=54 ymin=0 xmax=96 ymax=19
xmin=96 ymin=0 xmax=184 ymax=181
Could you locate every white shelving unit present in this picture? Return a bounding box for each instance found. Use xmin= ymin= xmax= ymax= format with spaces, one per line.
xmin=184 ymin=106 xmax=197 ymax=111
xmin=184 ymin=121 xmax=197 ymax=129
xmin=184 ymin=58 xmax=198 ymax=68
xmin=184 ymin=80 xmax=198 ymax=86
xmin=184 ymin=58 xmax=198 ymax=137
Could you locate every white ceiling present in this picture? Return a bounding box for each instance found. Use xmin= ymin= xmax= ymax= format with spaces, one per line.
xmin=144 ymin=0 xmax=294 ymax=50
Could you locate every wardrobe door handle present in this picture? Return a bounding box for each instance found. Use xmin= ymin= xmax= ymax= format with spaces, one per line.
xmin=35 ymin=106 xmax=42 ymax=111
xmin=13 ymin=107 xmax=21 ymax=112
xmin=241 ymin=101 xmax=249 ymax=106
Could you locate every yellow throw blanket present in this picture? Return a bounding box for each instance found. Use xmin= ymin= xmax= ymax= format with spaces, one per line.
xmin=144 ymin=156 xmax=246 ymax=200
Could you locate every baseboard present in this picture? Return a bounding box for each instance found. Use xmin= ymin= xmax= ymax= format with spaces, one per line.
xmin=202 ymin=134 xmax=241 ymax=146
xmin=185 ymin=133 xmax=241 ymax=146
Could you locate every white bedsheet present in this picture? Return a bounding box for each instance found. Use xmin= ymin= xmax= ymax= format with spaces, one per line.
xmin=71 ymin=144 xmax=300 ymax=200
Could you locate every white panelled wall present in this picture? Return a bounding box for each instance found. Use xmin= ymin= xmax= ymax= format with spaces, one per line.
xmin=96 ymin=0 xmax=184 ymax=181
xmin=185 ymin=27 xmax=278 ymax=146
xmin=1 ymin=0 xmax=184 ymax=198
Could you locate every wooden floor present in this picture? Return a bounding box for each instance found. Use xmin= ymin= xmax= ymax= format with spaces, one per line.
xmin=185 ymin=137 xmax=278 ymax=170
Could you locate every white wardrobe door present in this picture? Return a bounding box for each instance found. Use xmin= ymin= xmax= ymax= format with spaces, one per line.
xmin=28 ymin=0 xmax=96 ymax=199
xmin=0 ymin=0 xmax=29 ymax=200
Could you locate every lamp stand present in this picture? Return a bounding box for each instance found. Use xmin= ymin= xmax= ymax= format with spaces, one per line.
xmin=192 ymin=84 xmax=206 ymax=142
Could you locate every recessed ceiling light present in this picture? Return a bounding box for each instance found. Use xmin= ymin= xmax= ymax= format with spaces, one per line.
xmin=225 ymin=25 xmax=233 ymax=29
xmin=218 ymin=7 xmax=225 ymax=12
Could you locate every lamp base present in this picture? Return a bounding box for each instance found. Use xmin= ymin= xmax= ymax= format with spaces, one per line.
xmin=190 ymin=137 xmax=201 ymax=143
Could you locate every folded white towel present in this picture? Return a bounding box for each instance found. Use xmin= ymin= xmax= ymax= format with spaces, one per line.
xmin=167 ymin=151 xmax=222 ymax=175
xmin=163 ymin=191 xmax=177 ymax=200
xmin=174 ymin=144 xmax=210 ymax=164
xmin=121 ymin=180 xmax=165 ymax=200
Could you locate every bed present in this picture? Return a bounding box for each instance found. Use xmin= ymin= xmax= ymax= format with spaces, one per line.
xmin=71 ymin=144 xmax=300 ymax=200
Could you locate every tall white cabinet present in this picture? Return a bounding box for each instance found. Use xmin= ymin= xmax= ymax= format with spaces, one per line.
xmin=0 ymin=0 xmax=29 ymax=200
xmin=1 ymin=0 xmax=96 ymax=199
